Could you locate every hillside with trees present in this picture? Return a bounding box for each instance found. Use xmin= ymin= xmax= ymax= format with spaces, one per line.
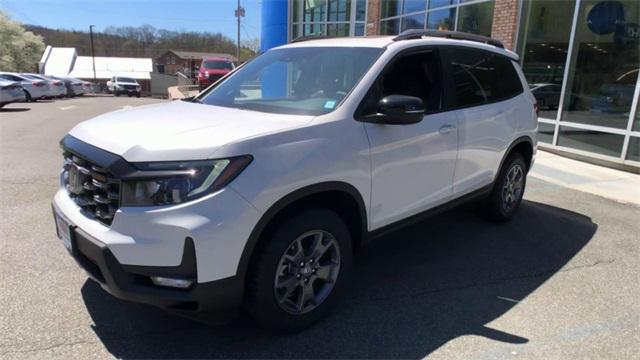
xmin=25 ymin=24 xmax=257 ymax=61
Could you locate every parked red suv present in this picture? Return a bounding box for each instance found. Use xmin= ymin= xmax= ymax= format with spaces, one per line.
xmin=196 ymin=57 xmax=235 ymax=89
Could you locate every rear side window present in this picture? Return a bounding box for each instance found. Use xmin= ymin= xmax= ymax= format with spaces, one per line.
xmin=446 ymin=48 xmax=522 ymax=108
xmin=492 ymin=56 xmax=523 ymax=100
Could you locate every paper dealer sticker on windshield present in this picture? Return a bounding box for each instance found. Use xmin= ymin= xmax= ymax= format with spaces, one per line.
xmin=324 ymin=100 xmax=336 ymax=109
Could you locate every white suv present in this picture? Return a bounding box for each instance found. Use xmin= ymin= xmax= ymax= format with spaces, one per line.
xmin=106 ymin=76 xmax=141 ymax=97
xmin=52 ymin=31 xmax=537 ymax=331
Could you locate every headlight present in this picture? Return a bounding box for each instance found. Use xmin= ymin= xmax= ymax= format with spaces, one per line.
xmin=121 ymin=156 xmax=252 ymax=206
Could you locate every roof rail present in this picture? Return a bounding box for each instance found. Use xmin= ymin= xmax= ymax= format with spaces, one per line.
xmin=392 ymin=30 xmax=504 ymax=49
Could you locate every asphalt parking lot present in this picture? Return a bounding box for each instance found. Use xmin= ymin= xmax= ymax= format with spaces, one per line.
xmin=1 ymin=96 xmax=639 ymax=359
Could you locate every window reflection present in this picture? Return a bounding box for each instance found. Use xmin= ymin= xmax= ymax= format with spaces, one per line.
xmin=381 ymin=18 xmax=401 ymax=34
xmin=401 ymin=13 xmax=426 ymax=31
xmin=557 ymin=126 xmax=625 ymax=157
xmin=427 ymin=8 xmax=456 ymax=31
xmin=458 ymin=1 xmax=494 ymax=36
xmin=517 ymin=0 xmax=575 ymax=120
xmin=562 ymin=0 xmax=639 ymax=130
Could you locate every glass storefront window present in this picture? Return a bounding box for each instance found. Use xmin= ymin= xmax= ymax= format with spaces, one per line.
xmin=402 ymin=12 xmax=426 ymax=31
xmin=429 ymin=0 xmax=458 ymax=9
xmin=538 ymin=122 xmax=555 ymax=143
xmin=293 ymin=0 xmax=300 ymax=22
xmin=562 ymin=0 xmax=639 ymax=130
xmin=328 ymin=0 xmax=350 ymax=22
xmin=305 ymin=0 xmax=327 ymax=22
xmin=291 ymin=0 xmax=367 ymax=40
xmin=403 ymin=0 xmax=427 ymax=14
xmin=457 ymin=1 xmax=494 ymax=36
xmin=517 ymin=0 xmax=575 ymax=120
xmin=327 ymin=23 xmax=350 ymax=36
xmin=626 ymin=137 xmax=640 ymax=162
xmin=304 ymin=23 xmax=325 ymax=36
xmin=381 ymin=18 xmax=401 ymax=34
xmin=427 ymin=8 xmax=456 ymax=31
xmin=356 ymin=0 xmax=366 ymax=21
xmin=557 ymin=126 xmax=625 ymax=157
xmin=382 ymin=0 xmax=402 ymax=18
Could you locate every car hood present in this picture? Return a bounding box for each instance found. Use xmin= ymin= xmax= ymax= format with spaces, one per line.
xmin=69 ymin=100 xmax=314 ymax=161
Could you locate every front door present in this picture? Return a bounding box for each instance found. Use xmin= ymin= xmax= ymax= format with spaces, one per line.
xmin=361 ymin=49 xmax=459 ymax=229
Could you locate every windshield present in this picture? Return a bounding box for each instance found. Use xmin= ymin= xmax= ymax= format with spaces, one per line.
xmin=117 ymin=77 xmax=137 ymax=83
xmin=203 ymin=60 xmax=234 ymax=70
xmin=200 ymin=47 xmax=383 ymax=115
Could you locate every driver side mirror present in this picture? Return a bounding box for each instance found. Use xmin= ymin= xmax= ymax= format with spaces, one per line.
xmin=362 ymin=95 xmax=425 ymax=125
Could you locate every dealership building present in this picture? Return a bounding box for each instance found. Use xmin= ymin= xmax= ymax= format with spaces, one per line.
xmin=261 ymin=0 xmax=639 ymax=171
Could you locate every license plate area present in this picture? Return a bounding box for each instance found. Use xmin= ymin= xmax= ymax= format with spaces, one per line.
xmin=54 ymin=209 xmax=73 ymax=252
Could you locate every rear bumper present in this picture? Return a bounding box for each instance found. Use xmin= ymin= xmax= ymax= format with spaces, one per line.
xmin=62 ymin=216 xmax=244 ymax=320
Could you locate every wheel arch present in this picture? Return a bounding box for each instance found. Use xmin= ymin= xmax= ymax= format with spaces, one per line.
xmin=499 ymin=136 xmax=535 ymax=175
xmin=236 ymin=181 xmax=368 ymax=282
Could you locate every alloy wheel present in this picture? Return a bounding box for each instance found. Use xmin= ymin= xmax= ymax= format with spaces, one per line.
xmin=502 ymin=163 xmax=524 ymax=212
xmin=273 ymin=230 xmax=341 ymax=315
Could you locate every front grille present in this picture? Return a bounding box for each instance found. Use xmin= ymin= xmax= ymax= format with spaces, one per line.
xmin=124 ymin=85 xmax=136 ymax=90
xmin=208 ymin=74 xmax=223 ymax=83
xmin=63 ymin=152 xmax=120 ymax=226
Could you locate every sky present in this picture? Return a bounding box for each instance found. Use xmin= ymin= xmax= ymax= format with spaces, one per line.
xmin=1 ymin=0 xmax=262 ymax=41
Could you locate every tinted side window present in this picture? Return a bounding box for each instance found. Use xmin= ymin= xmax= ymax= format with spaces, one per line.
xmin=492 ymin=56 xmax=523 ymax=100
xmin=358 ymin=50 xmax=443 ymax=116
xmin=448 ymin=49 xmax=495 ymax=107
xmin=447 ymin=48 xmax=523 ymax=108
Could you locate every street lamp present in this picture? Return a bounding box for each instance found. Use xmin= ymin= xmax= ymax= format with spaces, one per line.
xmin=89 ymin=25 xmax=97 ymax=85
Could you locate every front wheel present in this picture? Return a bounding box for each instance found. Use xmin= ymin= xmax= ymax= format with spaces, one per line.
xmin=484 ymin=153 xmax=527 ymax=222
xmin=247 ymin=209 xmax=353 ymax=331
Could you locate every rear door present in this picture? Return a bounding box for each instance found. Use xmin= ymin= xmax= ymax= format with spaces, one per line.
xmin=442 ymin=47 xmax=524 ymax=196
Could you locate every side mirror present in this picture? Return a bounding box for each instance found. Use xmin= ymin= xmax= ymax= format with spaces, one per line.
xmin=363 ymin=95 xmax=425 ymax=125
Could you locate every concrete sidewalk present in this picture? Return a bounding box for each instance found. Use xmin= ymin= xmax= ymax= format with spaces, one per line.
xmin=529 ymin=150 xmax=640 ymax=206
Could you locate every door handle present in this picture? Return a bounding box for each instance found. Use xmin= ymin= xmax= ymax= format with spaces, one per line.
xmin=439 ymin=124 xmax=457 ymax=134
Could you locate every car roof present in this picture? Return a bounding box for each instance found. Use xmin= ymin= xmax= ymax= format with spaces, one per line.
xmin=277 ymin=35 xmax=519 ymax=60
xmin=0 ymin=79 xmax=19 ymax=85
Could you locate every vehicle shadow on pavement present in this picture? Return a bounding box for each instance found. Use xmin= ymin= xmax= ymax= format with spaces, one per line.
xmin=0 ymin=107 xmax=30 ymax=112
xmin=81 ymin=200 xmax=597 ymax=359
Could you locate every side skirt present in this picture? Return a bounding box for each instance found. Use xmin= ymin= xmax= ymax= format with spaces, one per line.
xmin=365 ymin=183 xmax=494 ymax=241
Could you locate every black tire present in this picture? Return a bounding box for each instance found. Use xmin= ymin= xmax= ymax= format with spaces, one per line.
xmin=484 ymin=153 xmax=527 ymax=222
xmin=246 ymin=208 xmax=353 ymax=332
xmin=127 ymin=93 xmax=132 ymax=97
xmin=24 ymin=90 xmax=33 ymax=102
xmin=135 ymin=92 xmax=140 ymax=98
xmin=115 ymin=91 xmax=120 ymax=97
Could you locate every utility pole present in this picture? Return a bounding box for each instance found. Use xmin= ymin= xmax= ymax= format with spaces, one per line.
xmin=235 ymin=0 xmax=245 ymax=62
xmin=89 ymin=25 xmax=97 ymax=85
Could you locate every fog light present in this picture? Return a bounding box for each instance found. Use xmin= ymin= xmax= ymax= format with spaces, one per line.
xmin=150 ymin=276 xmax=194 ymax=289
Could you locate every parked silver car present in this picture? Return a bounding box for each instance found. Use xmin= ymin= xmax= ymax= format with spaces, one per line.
xmin=0 ymin=72 xmax=49 ymax=102
xmin=0 ymin=79 xmax=26 ymax=107
xmin=22 ymin=74 xmax=66 ymax=98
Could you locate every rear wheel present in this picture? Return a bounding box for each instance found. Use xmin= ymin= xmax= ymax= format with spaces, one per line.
xmin=24 ymin=90 xmax=32 ymax=102
xmin=484 ymin=153 xmax=527 ymax=222
xmin=247 ymin=208 xmax=352 ymax=331
xmin=135 ymin=92 xmax=140 ymax=98
xmin=114 ymin=91 xmax=120 ymax=97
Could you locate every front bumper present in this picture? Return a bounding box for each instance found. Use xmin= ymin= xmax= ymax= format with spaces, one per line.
xmin=57 ymin=205 xmax=245 ymax=320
